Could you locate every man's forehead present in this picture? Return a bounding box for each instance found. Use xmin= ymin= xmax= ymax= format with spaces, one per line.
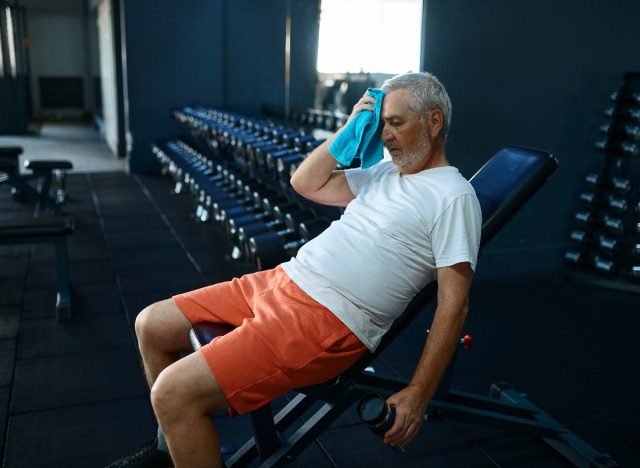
xmin=381 ymin=89 xmax=416 ymax=119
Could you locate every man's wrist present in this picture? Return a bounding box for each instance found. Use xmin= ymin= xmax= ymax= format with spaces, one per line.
xmin=407 ymin=382 xmax=433 ymax=401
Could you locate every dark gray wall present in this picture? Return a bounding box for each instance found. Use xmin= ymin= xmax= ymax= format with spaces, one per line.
xmin=123 ymin=0 xmax=319 ymax=171
xmin=0 ymin=78 xmax=29 ymax=134
xmin=224 ymin=1 xmax=285 ymax=115
xmin=223 ymin=0 xmax=319 ymax=116
xmin=424 ymin=0 xmax=640 ymax=278
xmin=123 ymin=0 xmax=225 ymax=173
xmin=288 ymin=0 xmax=320 ymax=111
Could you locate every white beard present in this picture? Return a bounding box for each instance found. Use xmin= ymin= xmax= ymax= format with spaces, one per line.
xmin=391 ymin=131 xmax=432 ymax=169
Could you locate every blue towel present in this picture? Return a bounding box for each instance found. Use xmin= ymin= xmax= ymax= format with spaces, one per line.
xmin=329 ymin=88 xmax=385 ymax=169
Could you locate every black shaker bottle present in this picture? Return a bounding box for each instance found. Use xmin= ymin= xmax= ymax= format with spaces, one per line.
xmin=357 ymin=393 xmax=396 ymax=436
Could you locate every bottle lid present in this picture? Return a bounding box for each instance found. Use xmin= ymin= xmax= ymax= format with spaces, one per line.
xmin=357 ymin=394 xmax=387 ymax=425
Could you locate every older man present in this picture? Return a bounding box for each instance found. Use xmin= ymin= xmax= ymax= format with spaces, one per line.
xmin=107 ymin=72 xmax=481 ymax=468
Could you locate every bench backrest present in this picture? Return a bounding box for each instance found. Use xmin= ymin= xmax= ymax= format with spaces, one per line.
xmin=351 ymin=146 xmax=559 ymax=365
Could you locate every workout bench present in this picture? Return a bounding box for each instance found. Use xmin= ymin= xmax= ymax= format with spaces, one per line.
xmin=190 ymin=146 xmax=617 ymax=467
xmin=0 ymin=216 xmax=75 ymax=319
xmin=0 ymin=145 xmax=72 ymax=216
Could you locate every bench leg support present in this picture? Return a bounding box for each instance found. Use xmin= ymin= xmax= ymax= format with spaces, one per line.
xmin=54 ymin=236 xmax=72 ymax=319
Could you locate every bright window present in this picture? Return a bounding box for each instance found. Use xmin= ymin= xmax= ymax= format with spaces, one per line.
xmin=6 ymin=7 xmax=17 ymax=77
xmin=316 ymin=0 xmax=423 ymax=74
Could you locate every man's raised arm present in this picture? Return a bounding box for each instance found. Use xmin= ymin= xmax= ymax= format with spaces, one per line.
xmin=290 ymin=93 xmax=376 ymax=207
xmin=289 ymin=133 xmax=354 ymax=207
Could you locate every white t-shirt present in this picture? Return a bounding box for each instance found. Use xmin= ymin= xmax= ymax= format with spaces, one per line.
xmin=281 ymin=161 xmax=482 ymax=351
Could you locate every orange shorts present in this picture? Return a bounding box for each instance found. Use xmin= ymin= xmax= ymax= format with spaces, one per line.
xmin=173 ymin=266 xmax=366 ymax=414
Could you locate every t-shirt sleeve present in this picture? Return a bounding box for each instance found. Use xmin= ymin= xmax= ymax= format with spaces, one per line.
xmin=431 ymin=193 xmax=482 ymax=272
xmin=344 ymin=166 xmax=370 ymax=196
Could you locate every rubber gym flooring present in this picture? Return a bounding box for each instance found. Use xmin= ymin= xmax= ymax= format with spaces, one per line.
xmin=1 ymin=170 xmax=638 ymax=467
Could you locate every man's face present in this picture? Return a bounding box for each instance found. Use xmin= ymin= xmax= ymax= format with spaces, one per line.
xmin=380 ymin=89 xmax=431 ymax=173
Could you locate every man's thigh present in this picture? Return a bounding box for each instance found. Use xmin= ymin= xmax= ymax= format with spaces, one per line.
xmin=172 ymin=268 xmax=283 ymax=327
xmin=197 ymin=272 xmax=366 ymax=415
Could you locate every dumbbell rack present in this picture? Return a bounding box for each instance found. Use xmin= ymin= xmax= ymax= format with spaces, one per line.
xmin=565 ymin=72 xmax=640 ymax=293
xmin=153 ymin=105 xmax=347 ymax=271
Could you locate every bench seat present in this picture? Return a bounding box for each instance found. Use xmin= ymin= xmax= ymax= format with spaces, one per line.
xmin=0 ymin=146 xmax=73 ymax=215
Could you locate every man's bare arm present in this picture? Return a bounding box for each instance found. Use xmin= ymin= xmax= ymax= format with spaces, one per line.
xmin=289 ymin=134 xmax=354 ymax=207
xmin=290 ymin=93 xmax=376 ymax=207
xmin=384 ymin=262 xmax=473 ymax=448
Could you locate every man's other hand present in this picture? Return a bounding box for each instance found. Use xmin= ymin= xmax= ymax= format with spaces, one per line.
xmin=383 ymin=384 xmax=429 ymax=449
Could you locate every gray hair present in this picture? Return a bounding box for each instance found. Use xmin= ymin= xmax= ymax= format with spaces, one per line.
xmin=381 ymin=72 xmax=452 ymax=142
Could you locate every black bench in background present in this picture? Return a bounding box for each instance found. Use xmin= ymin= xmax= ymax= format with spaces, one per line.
xmin=0 ymin=216 xmax=75 ymax=319
xmin=0 ymin=145 xmax=73 ymax=216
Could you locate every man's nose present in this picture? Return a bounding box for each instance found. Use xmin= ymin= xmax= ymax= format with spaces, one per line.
xmin=381 ymin=124 xmax=394 ymax=142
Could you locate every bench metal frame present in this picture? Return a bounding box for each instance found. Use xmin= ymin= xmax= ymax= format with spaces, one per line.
xmin=0 ymin=152 xmax=71 ymax=216
xmin=0 ymin=217 xmax=75 ymax=319
xmin=190 ymin=147 xmax=617 ymax=467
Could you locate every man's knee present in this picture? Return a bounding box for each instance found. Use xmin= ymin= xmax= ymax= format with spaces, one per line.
xmin=151 ymin=356 xmax=227 ymax=422
xmin=135 ymin=304 xmax=163 ymax=347
xmin=135 ymin=302 xmax=160 ymax=342
xmin=135 ymin=299 xmax=191 ymax=346
xmin=150 ymin=367 xmax=182 ymax=422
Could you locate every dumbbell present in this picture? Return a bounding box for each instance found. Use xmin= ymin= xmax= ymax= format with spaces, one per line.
xmin=274 ymin=139 xmax=325 ymax=182
xmin=197 ymin=171 xmax=262 ymax=222
xmin=264 ymin=148 xmax=303 ymax=173
xmin=584 ymin=173 xmax=631 ymax=194
xmin=598 ymin=122 xmax=640 ymax=141
xmin=234 ymin=200 xmax=307 ymax=259
xmin=165 ymin=141 xmax=218 ymax=187
xmin=241 ymin=205 xmax=317 ymax=264
xmin=203 ymin=178 xmax=253 ymax=222
xmin=276 ymin=154 xmax=305 ymax=183
xmin=252 ymin=142 xmax=292 ymax=170
xmin=604 ymin=106 xmax=640 ymax=122
xmin=608 ymin=91 xmax=640 ymax=105
xmin=179 ymin=159 xmax=243 ymax=222
xmin=185 ymin=157 xmax=221 ymax=196
xmin=564 ymin=250 xmax=587 ymax=269
xmin=153 ymin=141 xmax=211 ymax=195
xmin=569 ymin=230 xmax=619 ymax=255
xmin=291 ymin=134 xmax=317 ymax=148
xmin=593 ymin=254 xmax=617 ymax=277
xmin=217 ymin=184 xmax=284 ymax=230
xmin=564 ymin=250 xmax=617 ymax=277
xmin=578 ymin=191 xmax=628 ymax=214
xmin=594 ymin=139 xmax=639 ymax=157
xmin=211 ymin=183 xmax=281 ymax=225
xmin=227 ymin=193 xmax=293 ymax=242
xmin=272 ymin=129 xmax=301 ymax=145
xmin=246 ymin=140 xmax=284 ymax=168
xmin=152 ymin=143 xmax=171 ymax=172
xmin=235 ymin=134 xmax=274 ymax=160
xmin=574 ymin=211 xmax=625 ymax=235
xmin=250 ymin=217 xmax=332 ymax=270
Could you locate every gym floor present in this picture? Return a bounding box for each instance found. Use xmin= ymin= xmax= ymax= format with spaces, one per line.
xmin=0 ymin=126 xmax=638 ymax=467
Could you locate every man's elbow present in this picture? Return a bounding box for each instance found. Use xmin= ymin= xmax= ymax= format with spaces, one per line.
xmin=289 ymin=172 xmax=309 ymax=198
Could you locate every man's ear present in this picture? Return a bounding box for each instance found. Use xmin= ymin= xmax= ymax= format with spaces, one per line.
xmin=427 ymin=109 xmax=444 ymax=140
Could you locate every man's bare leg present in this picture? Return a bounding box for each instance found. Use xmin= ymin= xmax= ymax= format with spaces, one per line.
xmin=135 ymin=298 xmax=193 ymax=387
xmin=151 ymin=349 xmax=230 ymax=468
